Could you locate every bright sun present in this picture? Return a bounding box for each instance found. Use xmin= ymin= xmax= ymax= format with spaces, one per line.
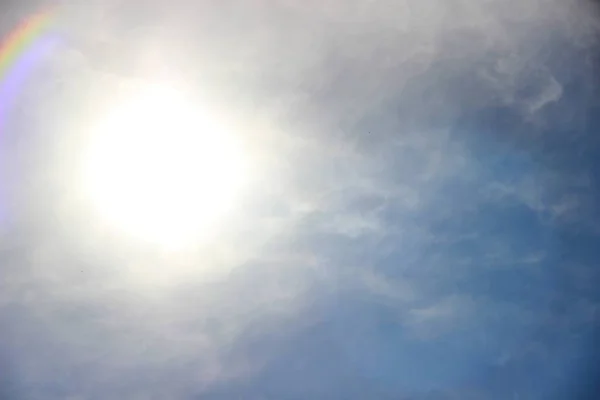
xmin=79 ymin=83 xmax=249 ymax=249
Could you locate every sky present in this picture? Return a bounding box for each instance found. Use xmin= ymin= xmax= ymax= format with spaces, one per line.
xmin=3 ymin=0 xmax=600 ymax=399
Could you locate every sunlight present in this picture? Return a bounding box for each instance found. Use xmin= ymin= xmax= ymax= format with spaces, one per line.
xmin=79 ymin=83 xmax=249 ymax=249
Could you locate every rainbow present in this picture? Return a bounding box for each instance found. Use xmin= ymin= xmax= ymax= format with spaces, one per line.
xmin=0 ymin=8 xmax=61 ymax=227
xmin=0 ymin=10 xmax=56 ymax=75
xmin=0 ymin=8 xmax=60 ymax=124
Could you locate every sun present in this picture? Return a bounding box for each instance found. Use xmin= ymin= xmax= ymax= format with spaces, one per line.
xmin=79 ymin=83 xmax=249 ymax=249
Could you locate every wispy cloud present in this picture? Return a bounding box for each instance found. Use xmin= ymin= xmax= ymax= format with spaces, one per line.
xmin=2 ymin=0 xmax=600 ymax=398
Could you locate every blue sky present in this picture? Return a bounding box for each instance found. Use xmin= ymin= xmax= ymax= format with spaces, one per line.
xmin=3 ymin=0 xmax=600 ymax=399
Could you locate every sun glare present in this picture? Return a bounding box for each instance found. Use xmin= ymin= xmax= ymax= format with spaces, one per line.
xmin=79 ymin=83 xmax=249 ymax=249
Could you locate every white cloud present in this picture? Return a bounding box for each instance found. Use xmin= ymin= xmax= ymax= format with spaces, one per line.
xmin=2 ymin=0 xmax=600 ymax=397
xmin=361 ymin=270 xmax=417 ymax=304
xmin=406 ymin=295 xmax=476 ymax=338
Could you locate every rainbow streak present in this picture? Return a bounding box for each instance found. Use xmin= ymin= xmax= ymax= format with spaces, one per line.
xmin=0 ymin=10 xmax=56 ymax=77
xmin=0 ymin=9 xmax=60 ymax=120
xmin=0 ymin=9 xmax=60 ymax=228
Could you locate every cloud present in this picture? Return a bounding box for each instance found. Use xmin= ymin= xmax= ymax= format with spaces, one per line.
xmin=405 ymin=295 xmax=476 ymax=339
xmin=2 ymin=0 xmax=600 ymax=398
